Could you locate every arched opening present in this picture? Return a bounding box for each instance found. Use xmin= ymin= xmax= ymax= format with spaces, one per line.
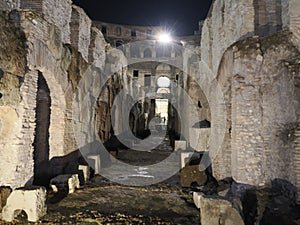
xmin=143 ymin=48 xmax=152 ymax=58
xmin=157 ymin=76 xmax=171 ymax=89
xmin=116 ymin=40 xmax=123 ymax=47
xmin=33 ymin=71 xmax=51 ymax=186
xmin=13 ymin=209 xmax=28 ymax=221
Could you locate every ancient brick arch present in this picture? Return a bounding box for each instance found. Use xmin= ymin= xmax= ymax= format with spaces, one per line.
xmin=28 ymin=40 xmax=67 ymax=158
xmin=32 ymin=71 xmax=51 ymax=186
xmin=38 ymin=69 xmax=66 ymax=158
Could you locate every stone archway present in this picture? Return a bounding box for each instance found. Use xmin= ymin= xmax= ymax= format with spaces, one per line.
xmin=33 ymin=71 xmax=51 ymax=186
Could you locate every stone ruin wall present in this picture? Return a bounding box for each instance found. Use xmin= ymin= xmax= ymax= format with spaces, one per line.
xmin=201 ymin=0 xmax=300 ymax=76
xmin=0 ymin=0 xmax=128 ymax=189
xmin=0 ymin=0 xmax=300 ymax=199
xmin=197 ymin=0 xmax=300 ymax=199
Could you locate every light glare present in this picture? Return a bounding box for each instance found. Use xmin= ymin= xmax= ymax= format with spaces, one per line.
xmin=157 ymin=33 xmax=172 ymax=43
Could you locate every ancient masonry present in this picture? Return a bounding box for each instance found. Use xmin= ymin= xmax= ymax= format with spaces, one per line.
xmin=0 ymin=0 xmax=299 ymax=207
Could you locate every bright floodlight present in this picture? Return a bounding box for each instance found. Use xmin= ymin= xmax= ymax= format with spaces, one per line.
xmin=157 ymin=32 xmax=172 ymax=43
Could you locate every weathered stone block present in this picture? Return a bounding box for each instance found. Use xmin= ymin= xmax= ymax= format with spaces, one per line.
xmin=180 ymin=152 xmax=194 ymax=169
xmin=87 ymin=155 xmax=101 ymax=175
xmin=78 ymin=165 xmax=90 ymax=183
xmin=193 ymin=191 xmax=203 ymax=209
xmin=174 ymin=140 xmax=186 ymax=151
xmin=180 ymin=157 xmax=207 ymax=187
xmin=50 ymin=174 xmax=80 ymax=194
xmin=1 ymin=186 xmax=47 ymax=222
xmin=199 ymin=195 xmax=245 ymax=225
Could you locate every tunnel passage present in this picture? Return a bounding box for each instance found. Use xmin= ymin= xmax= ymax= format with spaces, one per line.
xmin=33 ymin=71 xmax=51 ymax=186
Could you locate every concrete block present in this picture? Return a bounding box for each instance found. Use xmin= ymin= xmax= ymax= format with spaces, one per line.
xmin=1 ymin=186 xmax=47 ymax=222
xmin=199 ymin=195 xmax=245 ymax=225
xmin=50 ymin=174 xmax=80 ymax=194
xmin=87 ymin=155 xmax=101 ymax=175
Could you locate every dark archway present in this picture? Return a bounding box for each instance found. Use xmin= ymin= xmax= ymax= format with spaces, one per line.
xmin=33 ymin=71 xmax=51 ymax=186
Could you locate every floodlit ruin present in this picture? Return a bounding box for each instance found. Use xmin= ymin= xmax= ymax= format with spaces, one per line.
xmin=0 ymin=0 xmax=299 ymax=224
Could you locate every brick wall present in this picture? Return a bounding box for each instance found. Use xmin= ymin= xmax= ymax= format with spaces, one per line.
xmin=214 ymin=32 xmax=300 ymax=191
xmin=42 ymin=0 xmax=72 ymax=44
xmin=70 ymin=5 xmax=91 ymax=62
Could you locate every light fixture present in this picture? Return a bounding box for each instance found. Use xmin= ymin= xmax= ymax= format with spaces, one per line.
xmin=157 ymin=32 xmax=172 ymax=43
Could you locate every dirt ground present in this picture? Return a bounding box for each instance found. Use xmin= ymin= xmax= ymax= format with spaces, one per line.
xmin=0 ymin=142 xmax=200 ymax=224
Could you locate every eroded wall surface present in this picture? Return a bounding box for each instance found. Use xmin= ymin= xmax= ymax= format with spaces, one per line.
xmin=198 ymin=0 xmax=300 ymax=199
xmin=0 ymin=0 xmax=126 ymax=189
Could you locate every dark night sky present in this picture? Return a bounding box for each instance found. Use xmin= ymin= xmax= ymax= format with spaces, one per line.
xmin=72 ymin=0 xmax=213 ymax=36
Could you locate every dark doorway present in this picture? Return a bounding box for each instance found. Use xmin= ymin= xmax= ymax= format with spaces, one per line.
xmin=33 ymin=71 xmax=51 ymax=186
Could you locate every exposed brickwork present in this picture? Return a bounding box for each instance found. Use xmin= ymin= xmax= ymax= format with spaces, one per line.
xmin=42 ymin=0 xmax=72 ymax=44
xmin=214 ymin=33 xmax=300 ymax=191
xmin=70 ymin=5 xmax=91 ymax=62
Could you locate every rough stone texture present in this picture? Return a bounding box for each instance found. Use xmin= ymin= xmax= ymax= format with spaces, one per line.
xmin=18 ymin=11 xmax=69 ymax=158
xmin=0 ymin=187 xmax=12 ymax=212
xmin=0 ymin=0 xmax=20 ymax=11
xmin=0 ymin=5 xmax=85 ymax=188
xmin=0 ymin=69 xmax=37 ymax=189
xmin=50 ymin=174 xmax=80 ymax=194
xmin=0 ymin=0 xmax=129 ymax=191
xmin=1 ymin=186 xmax=47 ymax=222
xmin=189 ymin=128 xmax=210 ymax=151
xmin=193 ymin=191 xmax=203 ymax=209
xmin=214 ymin=31 xmax=300 ymax=195
xmin=201 ymin=0 xmax=255 ymax=74
xmin=197 ymin=1 xmax=300 ymax=198
xmin=180 ymin=156 xmax=207 ymax=187
xmin=200 ymin=0 xmax=300 ymax=75
xmin=174 ymin=140 xmax=186 ymax=151
xmin=199 ymin=195 xmax=244 ymax=225
xmin=42 ymin=0 xmax=72 ymax=44
xmin=0 ymin=0 xmax=300 ymax=207
xmin=70 ymin=5 xmax=91 ymax=62
xmin=88 ymin=27 xmax=107 ymax=70
xmin=9 ymin=0 xmax=72 ymax=43
xmin=0 ymin=12 xmax=26 ymax=77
